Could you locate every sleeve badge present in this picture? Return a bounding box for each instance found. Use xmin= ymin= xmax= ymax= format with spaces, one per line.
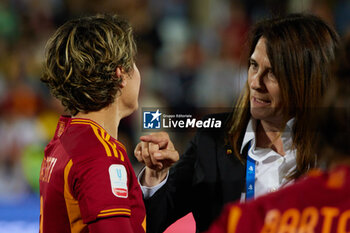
xmin=109 ymin=164 xmax=128 ymax=198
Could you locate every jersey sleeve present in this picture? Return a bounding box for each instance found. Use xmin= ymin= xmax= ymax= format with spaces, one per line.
xmin=205 ymin=201 xmax=265 ymax=233
xmin=88 ymin=216 xmax=134 ymax=233
xmin=68 ymin=154 xmax=132 ymax=224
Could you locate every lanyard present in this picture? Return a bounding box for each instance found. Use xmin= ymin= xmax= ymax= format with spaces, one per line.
xmin=245 ymin=142 xmax=255 ymax=200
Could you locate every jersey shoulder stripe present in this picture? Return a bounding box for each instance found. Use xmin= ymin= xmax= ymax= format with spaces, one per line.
xmin=70 ymin=119 xmax=125 ymax=161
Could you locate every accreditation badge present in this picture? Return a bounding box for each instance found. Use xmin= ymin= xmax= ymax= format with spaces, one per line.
xmin=109 ymin=164 xmax=128 ymax=198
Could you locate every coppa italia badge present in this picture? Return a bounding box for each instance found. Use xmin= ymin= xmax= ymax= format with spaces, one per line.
xmin=109 ymin=164 xmax=128 ymax=198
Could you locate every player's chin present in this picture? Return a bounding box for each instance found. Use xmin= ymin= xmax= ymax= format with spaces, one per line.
xmin=133 ymin=101 xmax=139 ymax=112
xmin=125 ymin=102 xmax=139 ymax=117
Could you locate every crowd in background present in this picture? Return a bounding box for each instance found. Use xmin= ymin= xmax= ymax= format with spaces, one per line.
xmin=0 ymin=0 xmax=349 ymax=201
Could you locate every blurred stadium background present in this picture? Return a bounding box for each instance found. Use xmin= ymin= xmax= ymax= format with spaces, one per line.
xmin=0 ymin=0 xmax=349 ymax=232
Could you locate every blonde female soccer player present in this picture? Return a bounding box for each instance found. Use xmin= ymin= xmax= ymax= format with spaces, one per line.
xmin=39 ymin=14 xmax=145 ymax=233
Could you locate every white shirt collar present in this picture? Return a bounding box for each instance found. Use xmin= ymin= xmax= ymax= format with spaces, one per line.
xmin=240 ymin=118 xmax=256 ymax=154
xmin=240 ymin=118 xmax=295 ymax=154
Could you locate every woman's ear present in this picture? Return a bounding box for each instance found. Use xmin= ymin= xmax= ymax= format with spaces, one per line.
xmin=116 ymin=67 xmax=127 ymax=88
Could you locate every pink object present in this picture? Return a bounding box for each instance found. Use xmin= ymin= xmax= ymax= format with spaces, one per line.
xmin=164 ymin=213 xmax=196 ymax=233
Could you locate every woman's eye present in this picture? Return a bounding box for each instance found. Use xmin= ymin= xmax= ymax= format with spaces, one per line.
xmin=249 ymin=60 xmax=258 ymax=70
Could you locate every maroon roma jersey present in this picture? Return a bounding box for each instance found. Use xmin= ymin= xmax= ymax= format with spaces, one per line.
xmin=206 ymin=166 xmax=350 ymax=233
xmin=39 ymin=116 xmax=146 ymax=233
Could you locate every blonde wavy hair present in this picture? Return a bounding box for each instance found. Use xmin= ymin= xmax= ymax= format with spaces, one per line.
xmin=41 ymin=14 xmax=137 ymax=115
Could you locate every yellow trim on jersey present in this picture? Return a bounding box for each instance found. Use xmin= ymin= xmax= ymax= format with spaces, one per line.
xmin=90 ymin=125 xmax=113 ymax=157
xmin=142 ymin=216 xmax=146 ymax=232
xmin=40 ymin=196 xmax=43 ymax=233
xmin=97 ymin=211 xmax=131 ymax=217
xmin=70 ymin=122 xmax=91 ymax=126
xmin=100 ymin=208 xmax=131 ymax=213
xmin=104 ymin=132 xmax=110 ymax=141
xmin=103 ymin=130 xmax=126 ymax=159
xmin=64 ymin=159 xmax=87 ymax=232
xmin=97 ymin=208 xmax=131 ymax=217
xmin=227 ymin=206 xmax=242 ymax=233
xmin=118 ymin=147 xmax=125 ymax=162
xmin=115 ymin=140 xmax=127 ymax=152
xmin=111 ymin=141 xmax=124 ymax=161
xmin=71 ymin=119 xmax=127 ymax=160
xmin=71 ymin=118 xmax=102 ymax=130
xmin=102 ymin=131 xmax=119 ymax=159
xmin=71 ymin=121 xmax=113 ymax=157
xmin=71 ymin=118 xmax=127 ymax=151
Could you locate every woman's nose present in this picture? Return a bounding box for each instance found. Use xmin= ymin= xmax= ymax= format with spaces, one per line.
xmin=249 ymin=71 xmax=265 ymax=91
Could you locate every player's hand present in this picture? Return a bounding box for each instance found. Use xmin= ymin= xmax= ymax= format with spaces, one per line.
xmin=134 ymin=132 xmax=179 ymax=186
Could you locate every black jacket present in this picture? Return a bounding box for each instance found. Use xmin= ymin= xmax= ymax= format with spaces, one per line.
xmin=144 ymin=113 xmax=247 ymax=233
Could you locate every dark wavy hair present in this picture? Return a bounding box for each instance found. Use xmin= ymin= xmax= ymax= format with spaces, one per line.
xmin=41 ymin=14 xmax=137 ymax=115
xmin=228 ymin=13 xmax=339 ymax=179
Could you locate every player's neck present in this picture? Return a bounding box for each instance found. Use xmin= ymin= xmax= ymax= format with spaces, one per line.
xmin=74 ymin=103 xmax=121 ymax=139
